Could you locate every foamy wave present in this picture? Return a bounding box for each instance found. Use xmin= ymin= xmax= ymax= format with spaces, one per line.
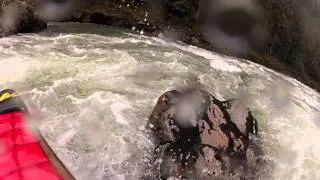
xmin=1 ymin=24 xmax=319 ymax=179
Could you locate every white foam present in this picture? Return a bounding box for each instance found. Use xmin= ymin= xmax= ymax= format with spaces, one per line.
xmin=57 ymin=129 xmax=77 ymax=146
xmin=210 ymin=58 xmax=242 ymax=72
xmin=1 ymin=26 xmax=320 ymax=179
xmin=110 ymin=102 xmax=131 ymax=126
xmin=0 ymin=58 xmax=31 ymax=83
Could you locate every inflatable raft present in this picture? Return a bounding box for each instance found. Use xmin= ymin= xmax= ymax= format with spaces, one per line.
xmin=0 ymin=89 xmax=74 ymax=180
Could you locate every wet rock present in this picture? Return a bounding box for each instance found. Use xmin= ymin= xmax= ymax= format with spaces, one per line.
xmin=70 ymin=10 xmax=161 ymax=36
xmin=68 ymin=11 xmax=90 ymax=23
xmin=89 ymin=12 xmax=107 ymax=25
xmin=0 ymin=27 xmax=4 ymax=37
xmin=0 ymin=1 xmax=47 ymax=36
xmin=147 ymin=89 xmax=259 ymax=179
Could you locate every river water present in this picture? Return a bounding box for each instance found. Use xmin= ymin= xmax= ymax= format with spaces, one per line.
xmin=0 ymin=23 xmax=319 ymax=180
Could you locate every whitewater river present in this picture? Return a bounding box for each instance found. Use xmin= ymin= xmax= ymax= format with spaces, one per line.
xmin=0 ymin=23 xmax=320 ymax=180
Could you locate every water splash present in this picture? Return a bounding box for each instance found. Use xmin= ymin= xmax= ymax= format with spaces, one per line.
xmin=0 ymin=23 xmax=319 ymax=179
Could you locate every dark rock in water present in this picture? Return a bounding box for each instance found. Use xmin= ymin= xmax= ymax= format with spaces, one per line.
xmin=0 ymin=1 xmax=47 ymax=36
xmin=147 ymin=89 xmax=259 ymax=179
xmin=68 ymin=12 xmax=90 ymax=23
xmin=89 ymin=12 xmax=108 ymax=25
xmin=0 ymin=28 xmax=4 ymax=37
xmin=73 ymin=10 xmax=161 ymax=36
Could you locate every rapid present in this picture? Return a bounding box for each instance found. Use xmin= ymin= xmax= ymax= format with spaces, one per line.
xmin=0 ymin=23 xmax=319 ymax=180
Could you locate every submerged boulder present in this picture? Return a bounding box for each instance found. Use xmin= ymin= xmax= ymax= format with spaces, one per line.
xmin=147 ymin=89 xmax=259 ymax=179
xmin=0 ymin=1 xmax=47 ymax=37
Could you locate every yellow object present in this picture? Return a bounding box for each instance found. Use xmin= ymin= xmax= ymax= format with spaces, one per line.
xmin=0 ymin=92 xmax=20 ymax=102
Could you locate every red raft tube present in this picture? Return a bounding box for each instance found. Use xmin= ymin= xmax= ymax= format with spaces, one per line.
xmin=0 ymin=89 xmax=75 ymax=180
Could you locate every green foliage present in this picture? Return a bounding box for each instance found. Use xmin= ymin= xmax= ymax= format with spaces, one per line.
xmin=260 ymin=0 xmax=301 ymax=62
xmin=259 ymin=0 xmax=320 ymax=84
xmin=166 ymin=0 xmax=198 ymax=25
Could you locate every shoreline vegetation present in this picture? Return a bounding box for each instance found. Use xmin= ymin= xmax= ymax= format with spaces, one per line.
xmin=1 ymin=0 xmax=320 ymax=92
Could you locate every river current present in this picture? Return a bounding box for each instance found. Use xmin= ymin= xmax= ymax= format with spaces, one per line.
xmin=0 ymin=23 xmax=319 ymax=180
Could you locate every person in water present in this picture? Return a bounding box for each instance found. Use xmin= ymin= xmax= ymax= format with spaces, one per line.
xmin=147 ymin=88 xmax=259 ymax=179
xmin=0 ymin=89 xmax=74 ymax=180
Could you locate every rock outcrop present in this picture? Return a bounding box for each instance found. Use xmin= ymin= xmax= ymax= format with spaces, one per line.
xmin=0 ymin=0 xmax=47 ymax=37
xmin=147 ymin=89 xmax=259 ymax=179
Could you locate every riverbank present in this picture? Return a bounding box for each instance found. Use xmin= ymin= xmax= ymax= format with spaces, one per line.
xmin=0 ymin=0 xmax=47 ymax=37
xmin=1 ymin=0 xmax=319 ymax=92
xmin=65 ymin=1 xmax=320 ymax=92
